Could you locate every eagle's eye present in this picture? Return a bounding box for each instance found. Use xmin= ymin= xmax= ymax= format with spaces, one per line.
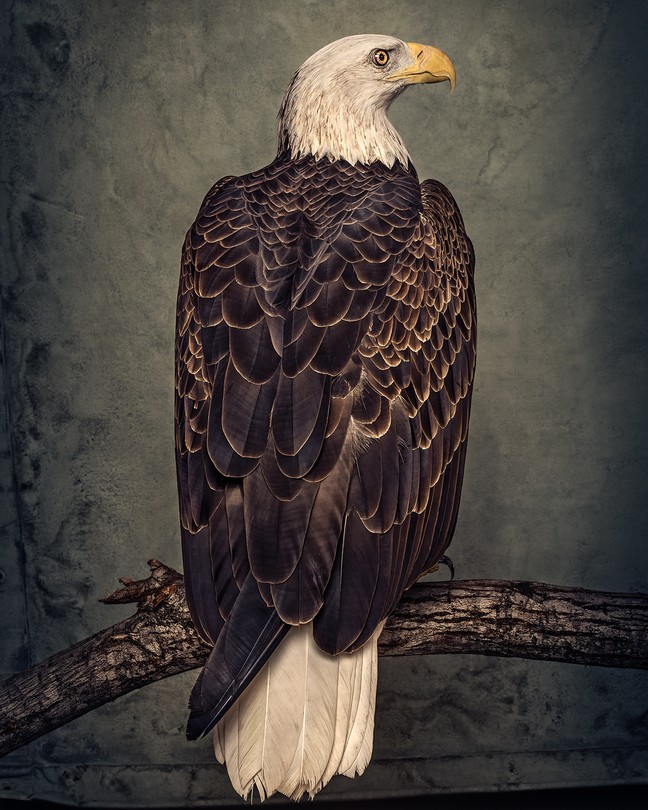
xmin=371 ymin=49 xmax=390 ymax=67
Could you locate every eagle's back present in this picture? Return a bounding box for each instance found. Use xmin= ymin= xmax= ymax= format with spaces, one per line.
xmin=175 ymin=155 xmax=475 ymax=776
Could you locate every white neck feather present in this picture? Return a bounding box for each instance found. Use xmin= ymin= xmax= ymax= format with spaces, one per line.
xmin=279 ymin=89 xmax=410 ymax=167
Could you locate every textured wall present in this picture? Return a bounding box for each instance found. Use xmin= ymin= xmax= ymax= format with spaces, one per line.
xmin=1 ymin=0 xmax=647 ymax=805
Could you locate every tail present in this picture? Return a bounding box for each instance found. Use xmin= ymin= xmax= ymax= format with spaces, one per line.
xmin=213 ymin=621 xmax=383 ymax=801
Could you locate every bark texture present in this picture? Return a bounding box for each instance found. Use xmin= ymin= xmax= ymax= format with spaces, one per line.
xmin=0 ymin=560 xmax=646 ymax=758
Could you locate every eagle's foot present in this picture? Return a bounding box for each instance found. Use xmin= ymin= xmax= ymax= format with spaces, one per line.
xmin=439 ymin=555 xmax=455 ymax=581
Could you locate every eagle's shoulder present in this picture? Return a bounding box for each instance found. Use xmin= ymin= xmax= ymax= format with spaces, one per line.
xmin=421 ymin=178 xmax=472 ymax=242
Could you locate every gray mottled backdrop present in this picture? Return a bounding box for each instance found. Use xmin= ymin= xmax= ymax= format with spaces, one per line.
xmin=1 ymin=0 xmax=647 ymax=805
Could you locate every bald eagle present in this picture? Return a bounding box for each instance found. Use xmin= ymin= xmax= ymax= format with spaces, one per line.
xmin=176 ymin=34 xmax=475 ymax=801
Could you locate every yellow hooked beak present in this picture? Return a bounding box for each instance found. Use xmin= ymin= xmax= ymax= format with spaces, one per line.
xmin=386 ymin=42 xmax=456 ymax=91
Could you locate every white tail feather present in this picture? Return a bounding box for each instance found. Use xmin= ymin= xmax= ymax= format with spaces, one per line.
xmin=213 ymin=621 xmax=383 ymax=801
xmin=316 ymin=643 xmax=359 ymax=790
xmin=338 ymin=628 xmax=379 ymax=776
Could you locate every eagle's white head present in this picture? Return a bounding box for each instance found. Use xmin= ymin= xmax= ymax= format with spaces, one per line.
xmin=278 ymin=34 xmax=456 ymax=168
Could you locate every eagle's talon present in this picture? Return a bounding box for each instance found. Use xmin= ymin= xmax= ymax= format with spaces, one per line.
xmin=440 ymin=555 xmax=455 ymax=581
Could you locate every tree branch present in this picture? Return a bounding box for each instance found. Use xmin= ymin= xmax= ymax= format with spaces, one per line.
xmin=1 ymin=559 xmax=646 ymax=758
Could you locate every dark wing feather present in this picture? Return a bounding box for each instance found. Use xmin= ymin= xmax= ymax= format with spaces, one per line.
xmin=312 ymin=512 xmax=388 ymax=654
xmin=313 ymin=176 xmax=476 ymax=653
xmin=176 ymin=157 xmax=475 ymax=738
xmin=186 ymin=573 xmax=289 ymax=739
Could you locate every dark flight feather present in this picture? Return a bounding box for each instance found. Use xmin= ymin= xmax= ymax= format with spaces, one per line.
xmin=186 ymin=574 xmax=289 ymax=740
